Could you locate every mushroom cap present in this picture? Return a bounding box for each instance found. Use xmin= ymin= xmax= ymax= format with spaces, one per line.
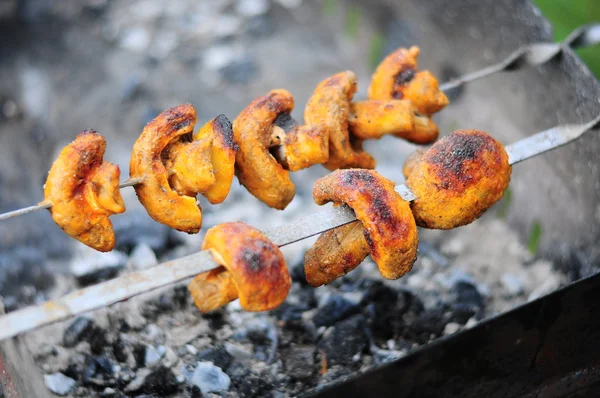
xmin=310 ymin=169 xmax=418 ymax=280
xmin=405 ymin=129 xmax=512 ymax=229
xmin=233 ymin=90 xmax=296 ymax=210
xmin=368 ymin=46 xmax=449 ymax=116
xmin=305 ymin=71 xmax=376 ymax=170
xmin=130 ymin=104 xmax=204 ymax=233
xmin=44 ymin=130 xmax=125 ymax=252
xmin=194 ymin=114 xmax=238 ymax=204
xmin=191 ymin=222 xmax=291 ymax=312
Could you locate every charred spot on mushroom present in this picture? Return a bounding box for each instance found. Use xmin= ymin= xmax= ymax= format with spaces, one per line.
xmin=273 ymin=112 xmax=298 ymax=133
xmin=241 ymin=248 xmax=263 ymax=272
xmin=340 ymin=169 xmax=375 ymax=186
xmin=213 ymin=114 xmax=239 ymax=151
xmin=394 ymin=67 xmax=416 ymax=88
xmin=43 ymin=131 xmax=125 ymax=251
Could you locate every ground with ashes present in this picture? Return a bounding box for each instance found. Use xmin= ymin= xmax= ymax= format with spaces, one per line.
xmin=0 ymin=0 xmax=576 ymax=396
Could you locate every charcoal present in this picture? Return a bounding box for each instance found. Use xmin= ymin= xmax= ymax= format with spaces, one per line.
xmin=313 ymin=294 xmax=360 ymax=327
xmin=63 ymin=317 xmax=107 ymax=354
xmin=317 ymin=314 xmax=368 ymax=367
xmin=283 ymin=346 xmax=315 ymax=380
xmin=289 ymin=262 xmax=308 ymax=285
xmin=116 ymin=368 xmax=136 ymax=390
xmin=361 ymin=281 xmax=403 ymax=339
xmin=450 ymin=280 xmax=485 ymax=324
xmin=228 ymin=362 xmax=272 ymax=397
xmin=196 ymin=346 xmax=233 ymax=371
xmin=112 ymin=337 xmax=130 ymax=363
xmin=139 ymin=366 xmax=180 ymax=395
xmin=271 ymin=302 xmax=310 ymax=322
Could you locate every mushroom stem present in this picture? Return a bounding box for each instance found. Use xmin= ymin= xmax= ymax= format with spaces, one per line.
xmin=189 ymin=267 xmax=238 ymax=313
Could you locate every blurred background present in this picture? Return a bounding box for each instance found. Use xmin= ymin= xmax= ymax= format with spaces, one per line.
xmin=534 ymin=0 xmax=600 ymax=76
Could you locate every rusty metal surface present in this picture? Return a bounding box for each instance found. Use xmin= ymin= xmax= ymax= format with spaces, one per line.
xmin=0 ymin=303 xmax=50 ymax=398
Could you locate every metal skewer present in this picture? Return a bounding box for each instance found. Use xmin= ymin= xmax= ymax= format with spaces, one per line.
xmin=0 ymin=178 xmax=145 ymax=221
xmin=439 ymin=23 xmax=600 ymax=92
xmin=0 ymin=117 xmax=597 ymax=341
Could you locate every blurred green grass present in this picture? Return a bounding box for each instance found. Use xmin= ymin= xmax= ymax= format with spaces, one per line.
xmin=534 ymin=0 xmax=600 ymax=76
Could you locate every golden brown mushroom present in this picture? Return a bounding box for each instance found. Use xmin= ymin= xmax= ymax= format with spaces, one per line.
xmin=404 ymin=129 xmax=512 ymax=229
xmin=188 ymin=222 xmax=291 ymax=312
xmin=43 ymin=130 xmax=125 ymax=252
xmin=130 ymin=105 xmax=236 ymax=233
xmin=233 ymin=90 xmax=328 ymax=209
xmin=304 ymin=169 xmax=418 ymax=286
xmin=366 ymin=46 xmax=448 ymax=144
xmin=304 ymin=71 xmax=375 ymax=170
xmin=368 ymin=46 xmax=449 ymax=116
xmin=194 ymin=115 xmax=238 ymax=204
xmin=347 ymin=100 xmax=439 ymax=145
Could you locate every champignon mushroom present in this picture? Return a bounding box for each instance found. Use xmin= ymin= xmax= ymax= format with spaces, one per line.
xmin=130 ymin=105 xmax=236 ymax=233
xmin=304 ymin=169 xmax=418 ymax=286
xmin=304 ymin=71 xmax=376 ymax=170
xmin=43 ymin=130 xmax=125 ymax=252
xmin=368 ymin=46 xmax=449 ymax=116
xmin=188 ymin=222 xmax=291 ymax=312
xmin=233 ymin=89 xmax=328 ymax=210
xmin=347 ymin=99 xmax=439 ymax=145
xmin=404 ymin=129 xmax=512 ymax=229
xmin=194 ymin=114 xmax=238 ymax=204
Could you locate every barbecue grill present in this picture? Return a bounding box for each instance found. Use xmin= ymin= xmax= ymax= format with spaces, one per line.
xmin=0 ymin=0 xmax=599 ymax=396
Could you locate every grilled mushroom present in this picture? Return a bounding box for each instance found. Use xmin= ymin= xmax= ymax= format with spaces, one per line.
xmin=304 ymin=169 xmax=418 ymax=286
xmin=367 ymin=46 xmax=448 ymax=144
xmin=43 ymin=130 xmax=125 ymax=252
xmin=404 ymin=129 xmax=512 ymax=229
xmin=193 ymin=114 xmax=238 ymax=204
xmin=130 ymin=105 xmax=236 ymax=233
xmin=188 ymin=222 xmax=291 ymax=312
xmin=347 ymin=99 xmax=439 ymax=145
xmin=304 ymin=71 xmax=376 ymax=170
xmin=368 ymin=46 xmax=449 ymax=116
xmin=233 ymin=89 xmax=328 ymax=210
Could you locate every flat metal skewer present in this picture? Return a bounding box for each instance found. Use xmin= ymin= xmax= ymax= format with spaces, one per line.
xmin=439 ymin=23 xmax=600 ymax=92
xmin=0 ymin=117 xmax=597 ymax=342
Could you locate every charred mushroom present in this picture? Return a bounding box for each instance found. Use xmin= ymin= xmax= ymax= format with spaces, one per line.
xmin=43 ymin=130 xmax=125 ymax=252
xmin=233 ymin=89 xmax=328 ymax=210
xmin=304 ymin=169 xmax=418 ymax=286
xmin=404 ymin=129 xmax=512 ymax=229
xmin=130 ymin=105 xmax=236 ymax=233
xmin=304 ymin=71 xmax=376 ymax=170
xmin=367 ymin=46 xmax=448 ymax=144
xmin=188 ymin=222 xmax=291 ymax=312
xmin=368 ymin=46 xmax=449 ymax=115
